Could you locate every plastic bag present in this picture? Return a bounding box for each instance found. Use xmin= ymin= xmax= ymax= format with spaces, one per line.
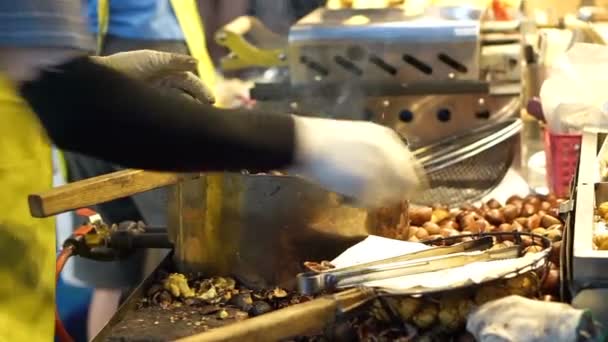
xmin=466 ymin=295 xmax=602 ymax=342
xmin=540 ymin=43 xmax=608 ymax=133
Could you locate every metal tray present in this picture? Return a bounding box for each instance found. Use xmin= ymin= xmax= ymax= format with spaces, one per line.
xmin=572 ymin=130 xmax=608 ymax=291
xmin=92 ymin=254 xmax=245 ymax=342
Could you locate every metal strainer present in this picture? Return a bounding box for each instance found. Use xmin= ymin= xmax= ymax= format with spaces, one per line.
xmin=411 ymin=119 xmax=522 ymax=206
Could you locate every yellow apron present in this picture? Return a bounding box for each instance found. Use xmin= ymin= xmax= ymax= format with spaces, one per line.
xmin=0 ymin=76 xmax=55 ymax=341
xmin=98 ymin=0 xmax=218 ymax=99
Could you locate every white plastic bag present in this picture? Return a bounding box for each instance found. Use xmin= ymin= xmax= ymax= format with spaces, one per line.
xmin=467 ymin=295 xmax=587 ymax=342
xmin=540 ymin=43 xmax=608 ymax=133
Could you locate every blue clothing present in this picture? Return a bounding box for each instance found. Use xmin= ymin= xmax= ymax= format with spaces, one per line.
xmin=87 ymin=0 xmax=185 ymax=41
xmin=0 ymin=0 xmax=94 ymax=51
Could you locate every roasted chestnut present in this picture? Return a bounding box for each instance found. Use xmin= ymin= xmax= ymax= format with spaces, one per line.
xmin=485 ymin=209 xmax=505 ymax=225
xmin=524 ymin=245 xmax=543 ymax=254
xmin=431 ymin=208 xmax=451 ymax=223
xmin=423 ymin=222 xmax=441 ymax=235
xmin=409 ymin=207 xmax=433 ymax=226
xmin=545 ymin=229 xmax=562 ymax=242
xmin=521 ymin=203 xmax=537 ymax=217
xmin=550 ymin=241 xmax=561 ymax=265
xmin=486 ymin=199 xmax=502 ymax=209
xmin=531 ymin=227 xmax=547 ymax=236
xmin=460 ymin=212 xmax=482 ymax=229
xmin=506 ymin=195 xmax=523 ymax=205
xmin=440 ymin=227 xmax=459 ymax=238
xmin=526 ymin=214 xmax=541 ymax=230
xmin=541 ymin=215 xmax=561 ymax=228
xmin=415 ymin=228 xmax=430 ymax=240
xmin=440 ymin=220 xmax=460 ymax=231
xmin=412 ymin=303 xmax=438 ymax=329
xmin=249 ymin=301 xmax=273 ymax=316
xmin=542 ymin=269 xmax=560 ymax=294
xmin=540 ymin=201 xmax=552 ymax=212
xmin=525 ymin=195 xmax=541 ymax=209
xmin=502 ymin=204 xmax=520 ymax=223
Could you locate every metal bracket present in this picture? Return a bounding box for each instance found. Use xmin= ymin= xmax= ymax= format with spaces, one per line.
xmin=560 ymin=199 xmax=575 ymax=214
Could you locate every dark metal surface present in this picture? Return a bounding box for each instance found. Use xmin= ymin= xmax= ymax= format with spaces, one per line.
xmin=250 ymin=80 xmax=490 ymax=100
xmin=168 ymin=174 xmax=402 ymax=291
xmin=93 ymin=254 xmax=251 ymax=341
xmin=93 ymin=254 xmax=175 ymax=342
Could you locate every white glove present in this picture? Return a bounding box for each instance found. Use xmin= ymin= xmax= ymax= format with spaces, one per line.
xmin=467 ymin=295 xmax=590 ymax=342
xmin=289 ymin=116 xmax=426 ymax=208
xmin=91 ymin=50 xmax=215 ymax=104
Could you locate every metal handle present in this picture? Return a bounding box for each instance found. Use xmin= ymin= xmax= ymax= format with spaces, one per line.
xmin=298 ymin=244 xmax=519 ymax=295
xmin=297 ymin=237 xmax=492 ymax=295
xmin=324 ymin=236 xmax=492 ymax=274
xmin=333 ymin=248 xmax=516 ymax=289
xmin=215 ymin=16 xmax=287 ymax=71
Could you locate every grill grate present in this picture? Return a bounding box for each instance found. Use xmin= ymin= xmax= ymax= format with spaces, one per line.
xmin=412 ymin=136 xmax=515 ymax=206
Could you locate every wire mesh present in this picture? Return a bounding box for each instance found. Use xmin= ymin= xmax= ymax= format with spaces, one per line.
xmin=412 ymin=136 xmax=516 ymax=206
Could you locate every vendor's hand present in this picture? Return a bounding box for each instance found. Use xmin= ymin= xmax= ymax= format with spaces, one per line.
xmin=90 ymin=50 xmax=215 ymax=104
xmin=467 ymin=295 xmax=594 ymax=342
xmin=289 ymin=116 xmax=426 ymax=208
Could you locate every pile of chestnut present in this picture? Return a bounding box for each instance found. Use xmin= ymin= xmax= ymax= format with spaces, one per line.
xmin=379 ymin=194 xmax=564 ymax=296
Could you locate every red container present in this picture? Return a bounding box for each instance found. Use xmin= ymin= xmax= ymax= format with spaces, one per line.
xmin=544 ymin=129 xmax=582 ymax=198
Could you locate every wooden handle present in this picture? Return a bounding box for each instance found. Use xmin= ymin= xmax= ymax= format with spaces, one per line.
xmin=177 ymin=297 xmax=338 ymax=342
xmin=29 ymin=169 xmax=194 ymax=218
xmin=176 ymin=288 xmax=374 ymax=342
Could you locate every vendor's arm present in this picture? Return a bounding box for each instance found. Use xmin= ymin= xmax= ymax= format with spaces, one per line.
xmin=10 ymin=53 xmax=423 ymax=207
xmin=18 ymin=55 xmax=295 ymax=172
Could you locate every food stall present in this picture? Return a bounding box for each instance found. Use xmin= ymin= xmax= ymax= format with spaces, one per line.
xmin=38 ymin=0 xmax=608 ymax=340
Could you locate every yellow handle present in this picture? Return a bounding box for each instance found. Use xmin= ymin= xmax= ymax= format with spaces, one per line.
xmin=97 ymin=0 xmax=110 ymax=53
xmin=215 ymin=16 xmax=287 ymax=71
xmin=171 ymin=0 xmax=217 ymax=92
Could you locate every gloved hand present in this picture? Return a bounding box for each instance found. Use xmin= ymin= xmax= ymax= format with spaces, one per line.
xmin=467 ymin=295 xmax=600 ymax=342
xmin=289 ymin=116 xmax=426 ymax=208
xmin=90 ymin=50 xmax=215 ymax=104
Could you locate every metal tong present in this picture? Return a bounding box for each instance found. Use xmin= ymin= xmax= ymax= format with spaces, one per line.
xmin=297 ymin=237 xmax=520 ymax=295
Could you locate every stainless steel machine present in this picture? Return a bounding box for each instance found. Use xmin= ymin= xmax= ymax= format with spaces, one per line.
xmin=219 ymin=5 xmax=523 ymax=205
xmin=564 ymin=129 xmax=608 ymax=290
xmin=247 ymin=6 xmax=520 ymax=140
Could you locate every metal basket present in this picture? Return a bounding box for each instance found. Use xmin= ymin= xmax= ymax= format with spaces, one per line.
xmin=374 ymin=232 xmax=552 ymax=297
xmin=411 ymin=119 xmax=522 ymax=207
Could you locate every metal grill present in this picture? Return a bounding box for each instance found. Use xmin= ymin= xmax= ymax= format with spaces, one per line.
xmin=288 ymin=7 xmax=482 ymax=85
xmin=249 ymin=4 xmax=522 ymax=207
xmin=411 ymin=119 xmax=520 ymax=206
xmin=414 ymin=138 xmax=514 ymax=206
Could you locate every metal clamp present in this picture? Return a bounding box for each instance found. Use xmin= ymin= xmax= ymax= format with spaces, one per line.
xmin=560 ymin=199 xmax=575 ymax=215
xmin=296 ymin=237 xmax=512 ymax=295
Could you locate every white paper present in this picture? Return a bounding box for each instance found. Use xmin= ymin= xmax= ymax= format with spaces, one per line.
xmin=331 ymin=235 xmax=430 ymax=268
xmin=540 ymin=43 xmax=608 ymax=133
xmin=331 ymin=235 xmax=546 ymax=293
xmin=479 ymin=168 xmax=531 ymax=205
